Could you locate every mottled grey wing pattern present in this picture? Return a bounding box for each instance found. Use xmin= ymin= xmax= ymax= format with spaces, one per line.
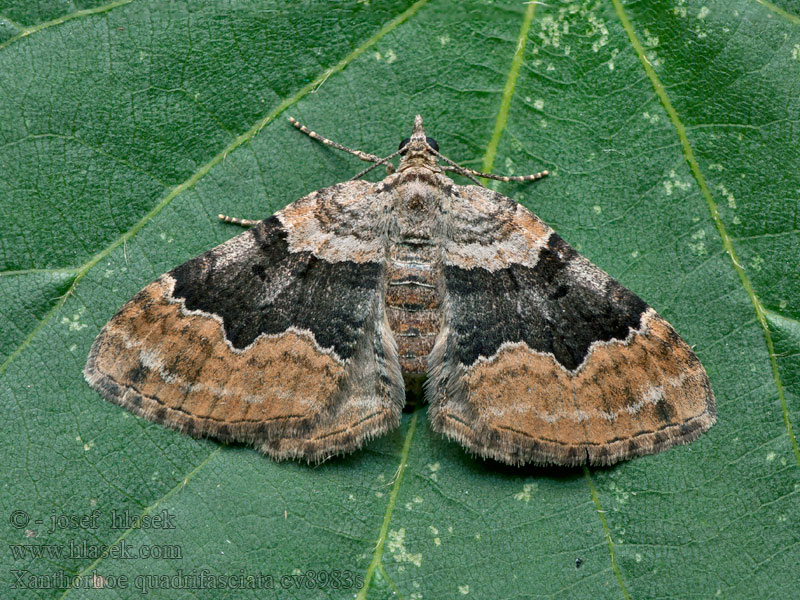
xmin=427 ymin=185 xmax=715 ymax=466
xmin=85 ymin=182 xmax=404 ymax=462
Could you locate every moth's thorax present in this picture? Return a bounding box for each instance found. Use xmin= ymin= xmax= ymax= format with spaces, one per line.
xmin=385 ymin=169 xmax=444 ymax=375
xmin=391 ymin=170 xmax=443 ymax=236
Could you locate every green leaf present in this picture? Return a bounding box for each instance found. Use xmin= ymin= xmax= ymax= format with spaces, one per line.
xmin=2 ymin=0 xmax=798 ymax=598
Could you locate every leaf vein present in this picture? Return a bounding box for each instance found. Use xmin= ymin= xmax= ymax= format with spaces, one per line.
xmin=611 ymin=0 xmax=800 ymax=471
xmin=58 ymin=447 xmax=223 ymax=600
xmin=584 ymin=466 xmax=632 ymax=600
xmin=753 ymin=0 xmax=800 ymax=24
xmin=357 ymin=411 xmax=418 ymax=599
xmin=480 ymin=1 xmax=537 ymax=182
xmin=0 ymin=0 xmax=135 ymax=52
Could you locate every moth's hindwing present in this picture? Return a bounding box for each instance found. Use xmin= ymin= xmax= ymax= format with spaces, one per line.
xmin=427 ymin=186 xmax=716 ymax=466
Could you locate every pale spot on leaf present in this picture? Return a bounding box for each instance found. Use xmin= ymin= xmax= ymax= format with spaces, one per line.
xmin=388 ymin=528 xmax=422 ymax=567
xmin=514 ymin=483 xmax=537 ymax=503
xmin=643 ymin=111 xmax=660 ymax=124
xmin=643 ymin=28 xmax=659 ymax=48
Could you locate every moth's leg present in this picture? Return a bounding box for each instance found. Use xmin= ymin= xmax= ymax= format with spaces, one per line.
xmin=217 ymin=214 xmax=260 ymax=227
xmin=288 ymin=117 xmax=384 ymax=165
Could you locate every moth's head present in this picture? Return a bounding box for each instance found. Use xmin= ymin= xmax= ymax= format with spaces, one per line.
xmin=398 ymin=115 xmax=439 ymax=171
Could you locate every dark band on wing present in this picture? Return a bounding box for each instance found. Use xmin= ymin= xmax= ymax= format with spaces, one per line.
xmin=444 ymin=232 xmax=648 ymax=370
xmin=170 ymin=216 xmax=383 ymax=361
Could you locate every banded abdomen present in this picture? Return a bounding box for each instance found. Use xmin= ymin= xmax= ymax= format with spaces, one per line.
xmin=385 ymin=241 xmax=440 ymax=375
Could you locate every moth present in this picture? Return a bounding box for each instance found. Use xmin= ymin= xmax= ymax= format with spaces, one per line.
xmin=85 ymin=115 xmax=715 ymax=466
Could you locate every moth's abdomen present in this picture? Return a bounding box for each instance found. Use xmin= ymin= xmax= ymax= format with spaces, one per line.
xmin=385 ymin=242 xmax=441 ymax=374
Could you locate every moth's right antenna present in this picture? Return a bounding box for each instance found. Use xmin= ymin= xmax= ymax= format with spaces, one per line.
xmin=430 ymin=145 xmax=549 ymax=187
